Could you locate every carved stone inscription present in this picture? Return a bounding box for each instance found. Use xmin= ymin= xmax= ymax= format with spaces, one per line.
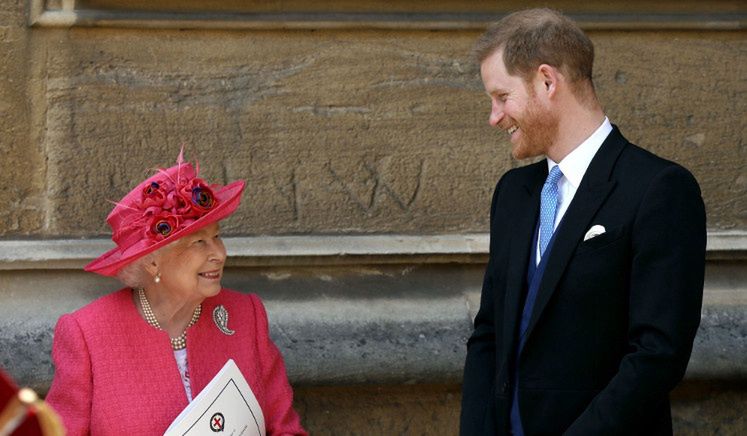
xmin=28 ymin=29 xmax=747 ymax=236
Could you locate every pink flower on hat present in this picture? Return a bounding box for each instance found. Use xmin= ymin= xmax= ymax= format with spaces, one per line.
xmin=139 ymin=176 xmax=218 ymax=242
xmin=179 ymin=179 xmax=217 ymax=216
xmin=125 ymin=162 xmax=221 ymax=243
xmin=148 ymin=212 xmax=181 ymax=241
xmin=141 ymin=180 xmax=170 ymax=210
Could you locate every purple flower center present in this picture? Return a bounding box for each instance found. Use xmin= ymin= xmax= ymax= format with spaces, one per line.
xmin=145 ymin=181 xmax=160 ymax=195
xmin=192 ymin=187 xmax=214 ymax=209
xmin=155 ymin=221 xmax=172 ymax=236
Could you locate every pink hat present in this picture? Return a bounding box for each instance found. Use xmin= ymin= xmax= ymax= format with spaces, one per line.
xmin=85 ymin=150 xmax=245 ymax=277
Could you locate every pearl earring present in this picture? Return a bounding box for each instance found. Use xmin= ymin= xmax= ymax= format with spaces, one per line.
xmin=154 ymin=272 xmax=161 ymax=283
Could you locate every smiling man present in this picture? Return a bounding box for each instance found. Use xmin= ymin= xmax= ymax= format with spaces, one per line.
xmin=459 ymin=8 xmax=707 ymax=436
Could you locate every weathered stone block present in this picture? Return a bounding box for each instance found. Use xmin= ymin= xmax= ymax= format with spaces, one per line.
xmin=0 ymin=2 xmax=45 ymax=236
xmin=17 ymin=29 xmax=743 ymax=237
xmin=592 ymin=31 xmax=747 ymax=230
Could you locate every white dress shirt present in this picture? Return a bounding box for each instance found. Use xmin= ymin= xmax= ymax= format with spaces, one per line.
xmin=536 ymin=117 xmax=613 ymax=265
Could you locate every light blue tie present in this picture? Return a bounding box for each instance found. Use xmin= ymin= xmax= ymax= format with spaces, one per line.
xmin=539 ymin=165 xmax=563 ymax=258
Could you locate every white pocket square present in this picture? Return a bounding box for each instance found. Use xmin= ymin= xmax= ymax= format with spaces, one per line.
xmin=583 ymin=225 xmax=606 ymax=241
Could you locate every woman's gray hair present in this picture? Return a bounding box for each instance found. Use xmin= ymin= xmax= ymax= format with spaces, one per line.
xmin=116 ymin=252 xmax=157 ymax=289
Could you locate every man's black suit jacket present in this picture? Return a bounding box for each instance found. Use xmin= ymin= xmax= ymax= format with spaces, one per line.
xmin=460 ymin=127 xmax=706 ymax=435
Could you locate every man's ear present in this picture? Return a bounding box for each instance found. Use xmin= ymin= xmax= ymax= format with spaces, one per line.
xmin=536 ymin=64 xmax=560 ymax=98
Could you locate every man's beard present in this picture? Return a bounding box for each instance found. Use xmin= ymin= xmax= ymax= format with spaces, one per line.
xmin=511 ymin=94 xmax=560 ymax=160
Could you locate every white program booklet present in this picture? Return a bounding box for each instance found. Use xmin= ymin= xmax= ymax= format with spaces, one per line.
xmin=164 ymin=359 xmax=266 ymax=436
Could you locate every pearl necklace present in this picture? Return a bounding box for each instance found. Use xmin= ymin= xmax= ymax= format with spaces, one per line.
xmin=137 ymin=288 xmax=202 ymax=350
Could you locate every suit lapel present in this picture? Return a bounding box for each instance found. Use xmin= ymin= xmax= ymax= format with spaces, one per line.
xmin=521 ymin=127 xmax=628 ymax=346
xmin=501 ymin=162 xmax=545 ymax=362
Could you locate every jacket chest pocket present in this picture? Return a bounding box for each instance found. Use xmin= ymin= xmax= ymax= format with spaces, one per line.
xmin=573 ymin=225 xmax=626 ymax=257
xmin=558 ymin=227 xmax=631 ymax=307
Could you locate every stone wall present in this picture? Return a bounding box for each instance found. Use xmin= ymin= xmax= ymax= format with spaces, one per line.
xmin=3 ymin=13 xmax=746 ymax=237
xmin=1 ymin=0 xmax=745 ymax=434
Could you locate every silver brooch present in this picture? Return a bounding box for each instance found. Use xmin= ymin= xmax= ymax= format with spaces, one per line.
xmin=213 ymin=305 xmax=235 ymax=336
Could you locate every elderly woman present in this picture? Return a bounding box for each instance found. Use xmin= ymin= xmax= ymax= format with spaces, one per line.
xmin=46 ymin=151 xmax=306 ymax=435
